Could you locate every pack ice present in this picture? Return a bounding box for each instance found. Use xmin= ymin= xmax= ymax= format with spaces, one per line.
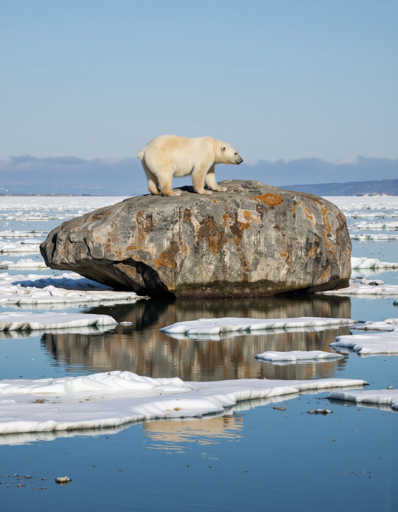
xmin=351 ymin=221 xmax=398 ymax=231
xmin=0 ymin=272 xmax=146 ymax=306
xmin=0 ymin=241 xmax=41 ymax=253
xmin=160 ymin=317 xmax=355 ymax=338
xmin=351 ymin=257 xmax=398 ymax=269
xmin=0 ymin=230 xmax=48 ymax=238
xmin=0 ymin=371 xmax=367 ymax=434
xmin=0 ymin=312 xmax=118 ymax=332
xmin=255 ymin=350 xmax=344 ymax=364
xmin=319 ymin=281 xmax=398 ymax=296
xmin=0 ymin=258 xmax=47 ymax=270
xmin=328 ymin=389 xmax=398 ymax=412
xmin=350 ymin=233 xmax=398 ymax=241
xmin=330 ymin=329 xmax=398 ymax=356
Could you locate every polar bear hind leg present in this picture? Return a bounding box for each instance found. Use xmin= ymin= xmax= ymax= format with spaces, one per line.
xmin=205 ymin=166 xmax=227 ymax=192
xmin=157 ymin=170 xmax=182 ymax=197
xmin=142 ymin=161 xmax=161 ymax=195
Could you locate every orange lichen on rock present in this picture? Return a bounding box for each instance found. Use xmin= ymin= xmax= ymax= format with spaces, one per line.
xmin=302 ymin=205 xmax=315 ymax=227
xmin=253 ymin=193 xmax=283 ymax=206
xmin=154 ymin=241 xmax=179 ymax=270
xmin=320 ymin=267 xmax=330 ymax=280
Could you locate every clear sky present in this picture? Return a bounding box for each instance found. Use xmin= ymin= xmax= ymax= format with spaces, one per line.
xmin=1 ymin=0 xmax=397 ymax=162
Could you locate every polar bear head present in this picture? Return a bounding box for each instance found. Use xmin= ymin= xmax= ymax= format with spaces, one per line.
xmin=217 ymin=142 xmax=243 ymax=165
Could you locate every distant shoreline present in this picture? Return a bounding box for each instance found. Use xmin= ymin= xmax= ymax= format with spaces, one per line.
xmin=0 ymin=194 xmax=125 ymax=197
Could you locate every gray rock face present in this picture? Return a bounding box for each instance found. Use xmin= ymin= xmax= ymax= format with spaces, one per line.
xmin=40 ymin=180 xmax=351 ymax=298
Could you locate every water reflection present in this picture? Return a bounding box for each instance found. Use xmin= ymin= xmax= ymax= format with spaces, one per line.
xmin=40 ymin=295 xmax=352 ymax=381
xmin=144 ymin=416 xmax=243 ymax=454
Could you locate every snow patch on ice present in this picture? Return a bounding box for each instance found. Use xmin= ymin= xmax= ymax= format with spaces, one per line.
xmin=0 ymin=371 xmax=367 ymax=434
xmin=255 ymin=350 xmax=344 ymax=364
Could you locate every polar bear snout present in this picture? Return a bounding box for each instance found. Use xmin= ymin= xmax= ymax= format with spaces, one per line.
xmin=235 ymin=156 xmax=243 ymax=165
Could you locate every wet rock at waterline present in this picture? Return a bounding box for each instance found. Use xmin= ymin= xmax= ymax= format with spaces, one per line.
xmin=40 ymin=180 xmax=351 ymax=298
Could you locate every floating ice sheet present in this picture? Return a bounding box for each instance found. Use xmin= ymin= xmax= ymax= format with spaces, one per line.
xmin=351 ymin=257 xmax=398 ymax=269
xmin=351 ymin=221 xmax=398 ymax=231
xmin=160 ymin=317 xmax=355 ymax=337
xmin=0 ymin=371 xmax=367 ymax=434
xmin=255 ymin=350 xmax=344 ymax=364
xmin=0 ymin=272 xmax=146 ymax=306
xmin=350 ymin=233 xmax=398 ymax=241
xmin=0 ymin=258 xmax=47 ymax=270
xmin=164 ymin=325 xmax=344 ymax=342
xmin=345 ymin=212 xmax=398 ymax=219
xmin=330 ymin=331 xmax=398 ymax=356
xmin=319 ymin=282 xmax=398 ymax=296
xmin=354 ymin=318 xmax=398 ymax=331
xmin=328 ymin=389 xmax=398 ymax=412
xmin=0 ymin=241 xmax=41 ymax=253
xmin=0 ymin=230 xmax=48 ymax=238
xmin=0 ymin=312 xmax=118 ymax=332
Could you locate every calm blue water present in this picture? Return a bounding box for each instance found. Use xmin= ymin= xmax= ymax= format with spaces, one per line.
xmin=1 ymin=197 xmax=397 ymax=511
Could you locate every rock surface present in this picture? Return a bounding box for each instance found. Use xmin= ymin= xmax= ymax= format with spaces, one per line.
xmin=40 ymin=180 xmax=351 ymax=298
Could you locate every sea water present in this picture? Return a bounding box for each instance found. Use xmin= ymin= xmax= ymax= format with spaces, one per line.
xmin=0 ymin=196 xmax=397 ymax=512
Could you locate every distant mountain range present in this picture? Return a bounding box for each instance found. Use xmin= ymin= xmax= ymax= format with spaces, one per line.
xmin=281 ymin=179 xmax=398 ymax=196
xmin=0 ymin=155 xmax=397 ymax=196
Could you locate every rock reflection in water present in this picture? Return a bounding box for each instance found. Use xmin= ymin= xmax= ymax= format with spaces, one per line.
xmin=41 ymin=295 xmax=351 ymax=381
xmin=144 ymin=415 xmax=243 ymax=454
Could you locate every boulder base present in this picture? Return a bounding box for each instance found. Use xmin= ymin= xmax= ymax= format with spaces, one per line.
xmin=40 ymin=180 xmax=351 ymax=298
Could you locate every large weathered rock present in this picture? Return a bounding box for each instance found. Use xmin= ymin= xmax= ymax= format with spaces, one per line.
xmin=40 ymin=180 xmax=351 ymax=298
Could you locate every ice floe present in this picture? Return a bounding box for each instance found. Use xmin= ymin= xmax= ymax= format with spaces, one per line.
xmin=0 ymin=230 xmax=47 ymax=238
xmin=328 ymin=389 xmax=398 ymax=412
xmin=0 ymin=371 xmax=367 ymax=434
xmin=351 ymin=221 xmax=398 ymax=231
xmin=354 ymin=318 xmax=398 ymax=331
xmin=0 ymin=312 xmax=118 ymax=332
xmin=345 ymin=212 xmax=398 ymax=219
xmin=319 ymin=281 xmax=398 ymax=296
xmin=326 ymin=196 xmax=398 ymax=212
xmin=255 ymin=350 xmax=344 ymax=364
xmin=0 ymin=272 xmax=145 ymax=306
xmin=351 ymin=257 xmax=398 ymax=269
xmin=350 ymin=233 xmax=398 ymax=241
xmin=0 ymin=258 xmax=47 ymax=270
xmin=330 ymin=332 xmax=398 ymax=356
xmin=160 ymin=317 xmax=356 ymax=338
xmin=0 ymin=241 xmax=41 ymax=253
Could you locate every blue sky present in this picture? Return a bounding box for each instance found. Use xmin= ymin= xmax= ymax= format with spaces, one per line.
xmin=1 ymin=0 xmax=397 ymax=161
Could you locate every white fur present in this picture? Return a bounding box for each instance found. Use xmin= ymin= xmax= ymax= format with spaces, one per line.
xmin=138 ymin=135 xmax=243 ymax=196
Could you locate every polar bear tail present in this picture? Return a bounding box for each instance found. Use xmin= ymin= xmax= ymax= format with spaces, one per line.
xmin=137 ymin=146 xmax=147 ymax=160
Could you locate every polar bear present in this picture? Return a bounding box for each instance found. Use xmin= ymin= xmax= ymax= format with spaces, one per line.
xmin=137 ymin=135 xmax=243 ymax=197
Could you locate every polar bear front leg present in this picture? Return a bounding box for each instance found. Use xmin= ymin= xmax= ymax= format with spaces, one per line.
xmin=192 ymin=165 xmax=213 ymax=195
xmin=205 ymin=166 xmax=227 ymax=192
